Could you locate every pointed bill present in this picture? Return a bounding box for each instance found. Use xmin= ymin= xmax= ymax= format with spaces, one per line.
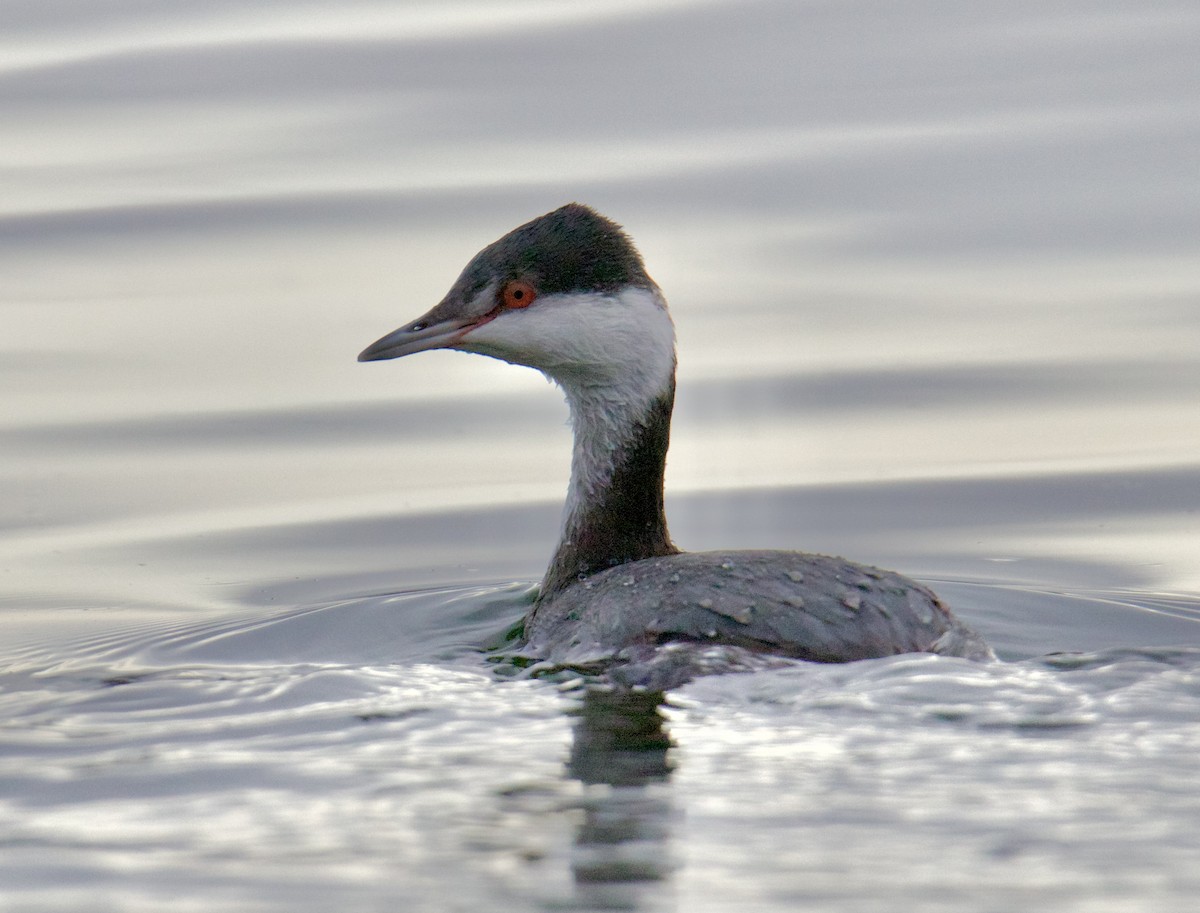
xmin=358 ymin=314 xmax=486 ymax=362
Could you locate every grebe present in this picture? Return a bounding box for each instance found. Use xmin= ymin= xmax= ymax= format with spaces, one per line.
xmin=360 ymin=204 xmax=992 ymax=686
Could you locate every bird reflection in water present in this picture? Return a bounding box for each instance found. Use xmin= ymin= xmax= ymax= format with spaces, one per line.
xmin=565 ymin=687 xmax=676 ymax=906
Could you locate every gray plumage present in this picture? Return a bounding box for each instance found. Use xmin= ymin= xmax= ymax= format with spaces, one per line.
xmin=526 ymin=550 xmax=990 ymax=664
xmin=360 ymin=204 xmax=994 ymax=687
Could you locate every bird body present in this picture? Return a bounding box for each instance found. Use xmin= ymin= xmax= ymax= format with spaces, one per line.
xmin=360 ymin=203 xmax=992 ymax=685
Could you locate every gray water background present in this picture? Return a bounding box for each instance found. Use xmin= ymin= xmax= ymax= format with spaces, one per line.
xmin=2 ymin=2 xmax=1199 ymax=910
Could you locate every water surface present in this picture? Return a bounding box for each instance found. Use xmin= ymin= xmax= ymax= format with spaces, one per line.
xmin=2 ymin=1 xmax=1199 ymax=910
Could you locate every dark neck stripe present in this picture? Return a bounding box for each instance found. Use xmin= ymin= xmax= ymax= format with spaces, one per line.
xmin=539 ymin=382 xmax=679 ymax=600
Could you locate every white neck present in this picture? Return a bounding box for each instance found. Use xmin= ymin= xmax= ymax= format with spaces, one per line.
xmin=461 ymin=283 xmax=677 ymax=520
xmin=548 ymin=288 xmax=677 ymax=533
xmin=488 ymin=285 xmax=679 ymax=597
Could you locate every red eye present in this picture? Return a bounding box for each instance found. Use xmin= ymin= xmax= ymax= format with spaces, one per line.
xmin=502 ymin=280 xmax=537 ymax=309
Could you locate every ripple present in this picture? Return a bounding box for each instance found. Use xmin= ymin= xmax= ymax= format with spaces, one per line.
xmin=675 ymin=646 xmax=1200 ymax=732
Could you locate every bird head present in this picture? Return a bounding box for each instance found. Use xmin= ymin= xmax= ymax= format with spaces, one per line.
xmin=358 ymin=204 xmax=675 ymax=389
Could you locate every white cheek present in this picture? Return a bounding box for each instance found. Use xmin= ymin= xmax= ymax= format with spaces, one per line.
xmin=459 ymin=287 xmax=677 ymax=540
xmin=464 ymin=288 xmax=676 ymax=398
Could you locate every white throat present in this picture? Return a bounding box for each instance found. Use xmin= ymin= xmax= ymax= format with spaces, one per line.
xmin=460 ymin=284 xmax=676 ymax=535
xmin=551 ymin=288 xmax=675 ymax=528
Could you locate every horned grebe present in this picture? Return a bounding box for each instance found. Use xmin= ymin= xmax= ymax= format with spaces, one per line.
xmin=360 ymin=204 xmax=992 ymax=686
